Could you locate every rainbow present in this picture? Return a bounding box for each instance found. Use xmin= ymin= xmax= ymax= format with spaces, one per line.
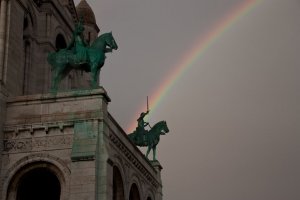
xmin=127 ymin=0 xmax=261 ymax=132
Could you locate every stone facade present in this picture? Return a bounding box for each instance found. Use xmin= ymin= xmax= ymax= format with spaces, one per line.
xmin=0 ymin=0 xmax=163 ymax=200
xmin=0 ymin=0 xmax=96 ymax=96
xmin=0 ymin=89 xmax=162 ymax=200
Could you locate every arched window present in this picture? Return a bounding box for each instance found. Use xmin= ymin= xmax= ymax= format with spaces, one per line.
xmin=16 ymin=168 xmax=61 ymax=200
xmin=113 ymin=166 xmax=125 ymax=200
xmin=129 ymin=183 xmax=140 ymax=200
xmin=55 ymin=34 xmax=67 ymax=51
xmin=23 ymin=40 xmax=31 ymax=94
xmin=22 ymin=12 xmax=33 ymax=94
xmin=23 ymin=17 xmax=28 ymax=30
xmin=23 ymin=12 xmax=33 ymax=34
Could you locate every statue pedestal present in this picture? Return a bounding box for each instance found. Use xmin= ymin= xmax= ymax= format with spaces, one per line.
xmin=150 ymin=160 xmax=163 ymax=172
xmin=151 ymin=160 xmax=163 ymax=200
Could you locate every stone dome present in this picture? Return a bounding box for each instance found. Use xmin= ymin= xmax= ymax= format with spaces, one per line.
xmin=76 ymin=0 xmax=96 ymax=25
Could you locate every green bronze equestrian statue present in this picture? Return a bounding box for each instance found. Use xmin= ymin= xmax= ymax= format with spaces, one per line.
xmin=128 ymin=111 xmax=169 ymax=161
xmin=48 ymin=18 xmax=118 ymax=90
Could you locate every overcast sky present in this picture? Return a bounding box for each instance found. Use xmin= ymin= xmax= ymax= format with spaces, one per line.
xmin=74 ymin=0 xmax=300 ymax=199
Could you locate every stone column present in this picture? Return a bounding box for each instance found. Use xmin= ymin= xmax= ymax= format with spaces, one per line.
xmin=0 ymin=0 xmax=8 ymax=82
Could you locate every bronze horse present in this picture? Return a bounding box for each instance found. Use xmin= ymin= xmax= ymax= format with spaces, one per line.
xmin=128 ymin=120 xmax=169 ymax=160
xmin=48 ymin=32 xmax=118 ymax=90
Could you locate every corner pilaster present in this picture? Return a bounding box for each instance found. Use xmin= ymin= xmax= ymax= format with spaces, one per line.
xmin=151 ymin=160 xmax=163 ymax=200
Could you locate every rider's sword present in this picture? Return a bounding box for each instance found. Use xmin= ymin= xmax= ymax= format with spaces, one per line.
xmin=146 ymin=96 xmax=152 ymax=129
xmin=147 ymin=96 xmax=149 ymax=112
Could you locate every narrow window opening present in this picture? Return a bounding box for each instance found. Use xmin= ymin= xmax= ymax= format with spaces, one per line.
xmin=55 ymin=34 xmax=67 ymax=51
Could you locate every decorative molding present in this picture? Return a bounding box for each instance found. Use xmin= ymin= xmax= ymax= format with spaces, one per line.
xmin=4 ymin=121 xmax=73 ymax=134
xmin=4 ymin=110 xmax=104 ymax=127
xmin=109 ymin=132 xmax=159 ymax=189
xmin=3 ymin=135 xmax=73 ymax=153
xmin=4 ymin=153 xmax=71 ymax=179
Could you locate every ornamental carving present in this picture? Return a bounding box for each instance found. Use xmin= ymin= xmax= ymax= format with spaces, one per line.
xmin=3 ymin=135 xmax=73 ymax=153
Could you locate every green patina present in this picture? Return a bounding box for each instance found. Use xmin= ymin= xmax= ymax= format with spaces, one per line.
xmin=48 ymin=18 xmax=118 ymax=91
xmin=128 ymin=118 xmax=169 ymax=161
xmin=71 ymin=121 xmax=98 ymax=161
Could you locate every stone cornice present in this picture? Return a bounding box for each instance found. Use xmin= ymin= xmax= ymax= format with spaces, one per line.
xmin=6 ymin=87 xmax=110 ymax=104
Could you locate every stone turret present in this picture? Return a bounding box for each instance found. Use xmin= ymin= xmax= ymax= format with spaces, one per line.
xmin=76 ymin=0 xmax=100 ymax=44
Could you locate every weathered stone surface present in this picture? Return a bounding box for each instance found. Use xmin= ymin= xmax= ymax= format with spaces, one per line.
xmin=0 ymin=89 xmax=162 ymax=200
xmin=71 ymin=121 xmax=98 ymax=161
